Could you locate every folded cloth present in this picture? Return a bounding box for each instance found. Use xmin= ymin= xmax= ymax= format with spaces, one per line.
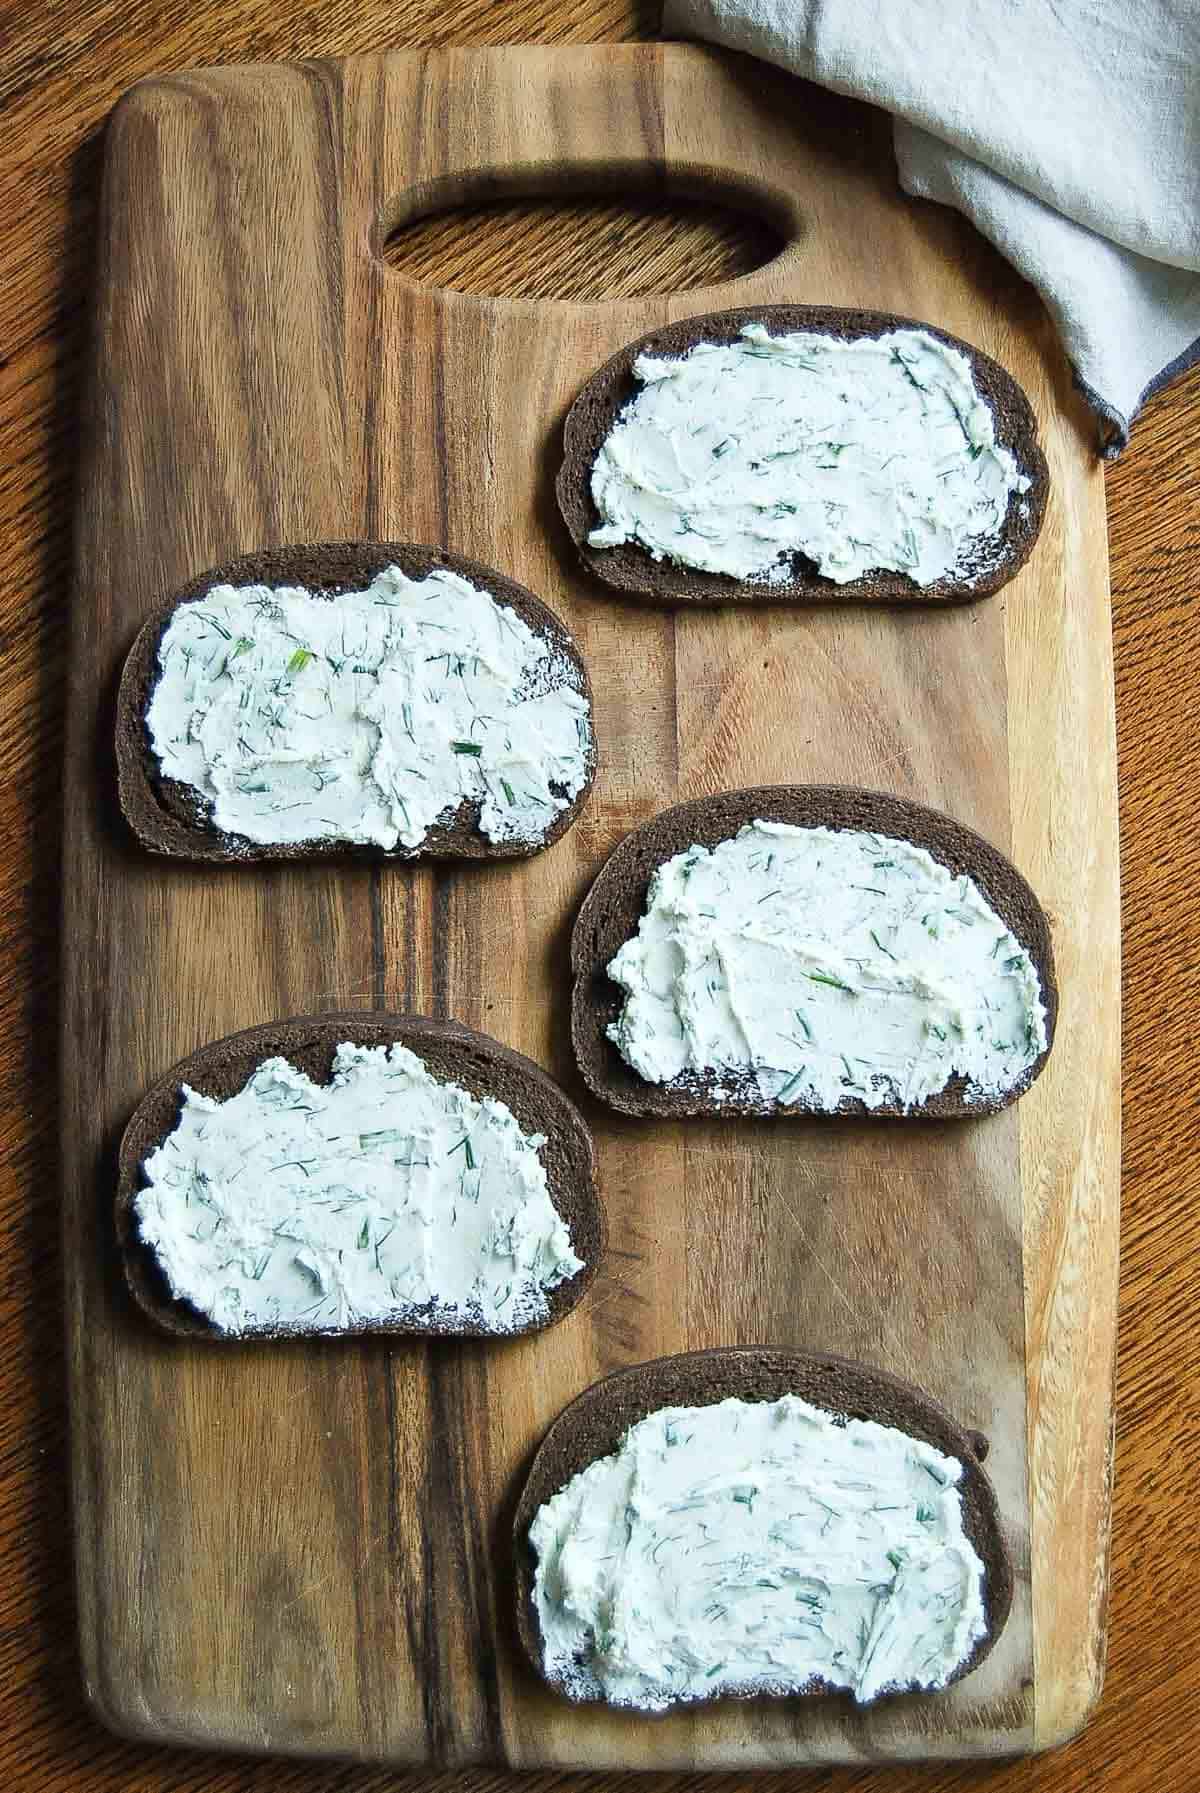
xmin=663 ymin=0 xmax=1200 ymax=454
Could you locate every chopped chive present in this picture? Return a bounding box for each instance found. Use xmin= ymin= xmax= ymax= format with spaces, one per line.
xmin=891 ymin=347 xmax=927 ymax=392
xmin=804 ymin=970 xmax=857 ymax=995
xmin=452 ymin=740 xmax=483 ymax=756
xmin=448 ymin=1134 xmax=475 ymax=1169
xmin=777 ymin=1067 xmax=807 ymax=1103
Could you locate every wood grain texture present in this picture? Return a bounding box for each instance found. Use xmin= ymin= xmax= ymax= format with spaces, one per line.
xmin=57 ymin=41 xmax=1111 ymax=1768
xmin=1 ymin=2 xmax=1195 ymax=1791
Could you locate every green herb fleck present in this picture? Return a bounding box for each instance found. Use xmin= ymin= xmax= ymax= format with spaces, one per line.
xmin=448 ymin=1134 xmax=475 ymax=1170
xmin=891 ymin=347 xmax=927 ymax=393
xmin=805 ymin=970 xmax=857 ymax=995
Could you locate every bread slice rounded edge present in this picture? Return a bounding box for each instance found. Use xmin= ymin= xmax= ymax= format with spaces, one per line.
xmin=117 ymin=1011 xmax=606 ymax=1342
xmin=115 ymin=540 xmax=597 ymax=863
xmin=555 ymin=304 xmax=1049 ymax=608
xmin=570 ymin=784 xmax=1058 ymax=1119
xmin=513 ymin=1344 xmax=1013 ymax=1711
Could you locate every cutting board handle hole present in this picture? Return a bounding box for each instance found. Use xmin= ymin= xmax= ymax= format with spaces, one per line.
xmin=378 ymin=167 xmax=795 ymax=303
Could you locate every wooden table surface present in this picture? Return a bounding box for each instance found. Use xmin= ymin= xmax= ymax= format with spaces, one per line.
xmin=2 ymin=2 xmax=1196 ymax=1789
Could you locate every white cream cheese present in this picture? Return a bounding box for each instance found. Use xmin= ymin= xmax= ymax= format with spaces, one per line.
xmin=145 ymin=566 xmax=593 ymax=851
xmin=588 ymin=324 xmax=1031 ymax=586
xmin=530 ymin=1393 xmax=988 ymax=1710
xmin=606 ymin=821 xmax=1047 ymax=1111
xmin=134 ymin=1042 xmax=585 ymax=1335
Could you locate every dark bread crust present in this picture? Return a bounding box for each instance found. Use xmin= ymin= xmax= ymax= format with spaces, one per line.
xmin=116 ymin=541 xmax=597 ymax=863
xmin=556 ymin=306 xmax=1049 ymax=608
xmin=117 ymin=1012 xmax=605 ymax=1342
xmin=513 ymin=1346 xmax=1013 ymax=1709
xmin=571 ymin=785 xmax=1057 ymax=1119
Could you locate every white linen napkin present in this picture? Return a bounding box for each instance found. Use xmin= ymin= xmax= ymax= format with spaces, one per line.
xmin=664 ymin=0 xmax=1200 ymax=453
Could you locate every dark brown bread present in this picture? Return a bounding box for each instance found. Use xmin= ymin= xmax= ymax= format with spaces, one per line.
xmin=556 ymin=305 xmax=1049 ymax=607
xmin=571 ymin=785 xmax=1057 ymax=1119
xmin=116 ymin=541 xmax=596 ymax=862
xmin=513 ymin=1346 xmax=1012 ymax=1709
xmin=116 ymin=1012 xmax=605 ymax=1342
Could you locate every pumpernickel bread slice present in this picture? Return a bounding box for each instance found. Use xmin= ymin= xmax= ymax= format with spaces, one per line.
xmin=116 ymin=541 xmax=596 ymax=862
xmin=556 ymin=306 xmax=1048 ymax=607
xmin=117 ymin=1012 xmax=605 ymax=1342
xmin=571 ymin=785 xmax=1057 ymax=1119
xmin=514 ymin=1346 xmax=1012 ymax=1709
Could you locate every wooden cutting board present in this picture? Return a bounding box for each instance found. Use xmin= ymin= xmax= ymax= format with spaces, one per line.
xmin=60 ymin=44 xmax=1120 ymax=1769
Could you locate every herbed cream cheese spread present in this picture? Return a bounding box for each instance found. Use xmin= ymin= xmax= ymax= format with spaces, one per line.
xmin=145 ymin=566 xmax=593 ymax=851
xmin=587 ymin=324 xmax=1030 ymax=586
xmin=606 ymin=821 xmax=1047 ymax=1111
xmin=134 ymin=1042 xmax=584 ymax=1335
xmin=529 ymin=1393 xmax=988 ymax=1709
